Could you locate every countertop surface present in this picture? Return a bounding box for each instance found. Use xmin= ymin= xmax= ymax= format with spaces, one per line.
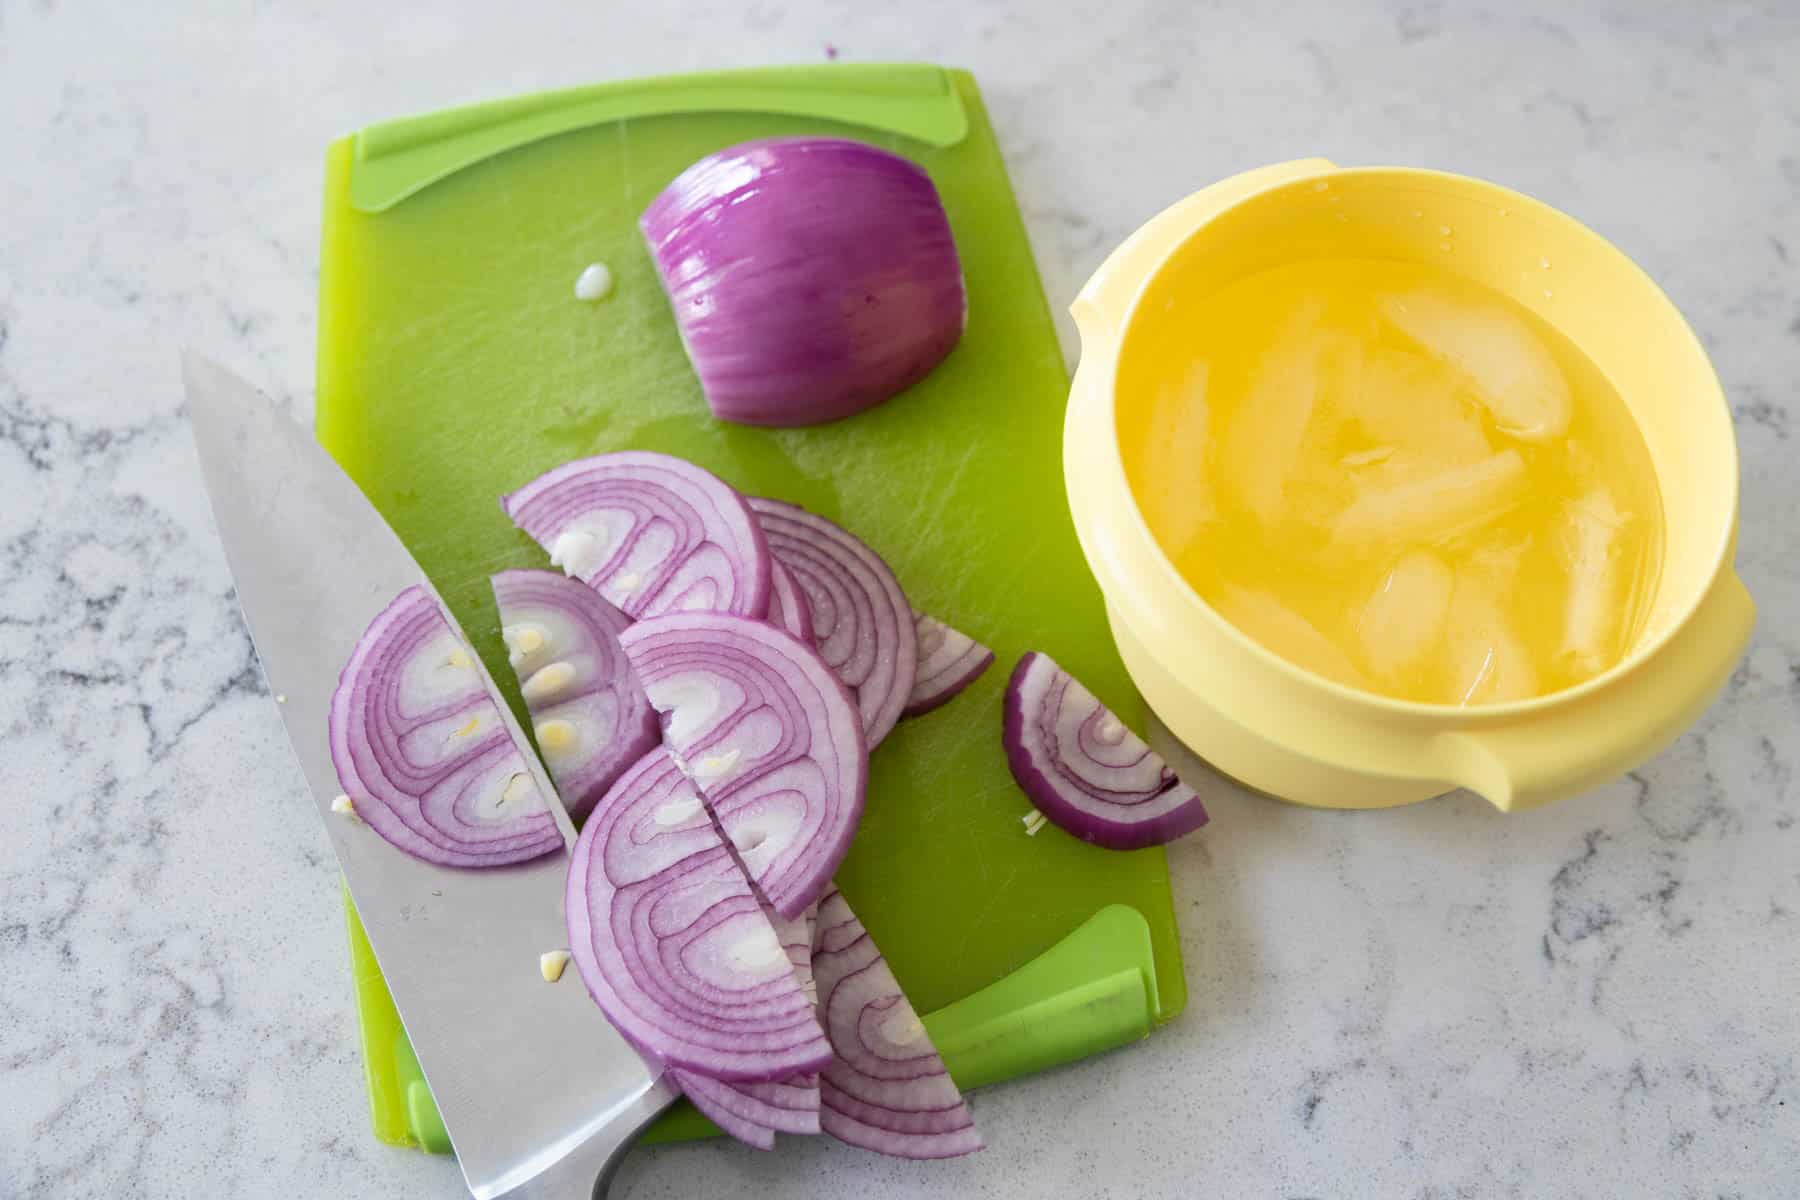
xmin=4 ymin=2 xmax=1796 ymax=1196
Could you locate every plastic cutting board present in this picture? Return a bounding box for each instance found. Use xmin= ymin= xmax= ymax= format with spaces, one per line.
xmin=314 ymin=63 xmax=1185 ymax=1149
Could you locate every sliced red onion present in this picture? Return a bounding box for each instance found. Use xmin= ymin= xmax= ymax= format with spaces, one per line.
xmin=641 ymin=137 xmax=965 ymax=427
xmin=328 ymin=585 xmax=559 ymax=867
xmin=764 ymin=560 xmax=815 ymax=645
xmin=747 ymin=498 xmax=915 ymax=749
xmin=674 ymin=1069 xmax=820 ymax=1141
xmin=501 ymin=451 xmax=770 ymax=621
xmin=1002 ymin=653 xmax=1210 ymax=850
xmin=565 ymin=747 xmax=832 ymax=1081
xmin=812 ymin=886 xmax=981 ymax=1159
xmin=489 ymin=570 xmax=658 ymax=822
xmin=903 ymin=611 xmax=994 ymax=718
xmin=618 ymin=613 xmax=866 ymax=917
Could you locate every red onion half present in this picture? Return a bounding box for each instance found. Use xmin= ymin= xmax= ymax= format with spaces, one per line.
xmin=619 ymin=613 xmax=866 ymax=918
xmin=489 ymin=570 xmax=658 ymax=822
xmin=328 ymin=585 xmax=560 ymax=867
xmin=502 ymin=451 xmax=770 ymax=621
xmin=903 ymin=611 xmax=994 ymax=718
xmin=1002 ymin=653 xmax=1210 ymax=850
xmin=640 ymin=137 xmax=966 ymax=427
xmin=565 ymin=747 xmax=832 ymax=1081
xmin=747 ymin=498 xmax=915 ymax=749
xmin=812 ymin=886 xmax=981 ymax=1159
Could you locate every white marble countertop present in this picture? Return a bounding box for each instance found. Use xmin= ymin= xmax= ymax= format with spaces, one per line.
xmin=5 ymin=2 xmax=1796 ymax=1196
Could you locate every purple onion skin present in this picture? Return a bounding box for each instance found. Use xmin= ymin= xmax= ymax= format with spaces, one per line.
xmin=1002 ymin=653 xmax=1210 ymax=851
xmin=641 ymin=137 xmax=966 ymax=427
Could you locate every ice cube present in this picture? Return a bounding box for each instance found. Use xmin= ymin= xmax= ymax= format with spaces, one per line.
xmin=1379 ymin=289 xmax=1572 ymax=441
xmin=1212 ymin=583 xmax=1367 ymax=690
xmin=1219 ymin=299 xmax=1328 ymax=525
xmin=1556 ymin=486 xmax=1630 ymax=675
xmin=1347 ymin=345 xmax=1493 ymax=467
xmin=1440 ymin=569 xmax=1538 ymax=706
xmin=1355 ymin=551 xmax=1454 ymax=682
xmin=1331 ymin=450 xmax=1526 ymax=547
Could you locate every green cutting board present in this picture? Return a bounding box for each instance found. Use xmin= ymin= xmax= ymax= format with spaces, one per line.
xmin=315 ymin=63 xmax=1185 ymax=1150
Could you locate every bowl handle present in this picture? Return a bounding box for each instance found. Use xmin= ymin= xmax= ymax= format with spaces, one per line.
xmin=1070 ymin=158 xmax=1337 ymax=341
xmin=1437 ymin=571 xmax=1755 ymax=811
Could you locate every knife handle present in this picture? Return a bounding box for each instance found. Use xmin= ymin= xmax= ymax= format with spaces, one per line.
xmin=499 ymin=1079 xmax=676 ymax=1200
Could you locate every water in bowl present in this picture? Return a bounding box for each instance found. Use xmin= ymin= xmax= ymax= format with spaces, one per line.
xmin=1120 ymin=257 xmax=1665 ymax=706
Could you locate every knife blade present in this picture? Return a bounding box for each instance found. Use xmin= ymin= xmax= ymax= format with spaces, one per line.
xmin=184 ymin=354 xmax=675 ymax=1198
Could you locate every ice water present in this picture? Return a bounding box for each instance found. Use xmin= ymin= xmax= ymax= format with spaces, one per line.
xmin=1120 ymin=258 xmax=1664 ymax=706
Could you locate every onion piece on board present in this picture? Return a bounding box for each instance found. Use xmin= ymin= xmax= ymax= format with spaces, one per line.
xmin=328 ymin=585 xmax=560 ymax=867
xmin=619 ymin=613 xmax=866 ymax=918
xmin=640 ymin=136 xmax=965 ymax=428
xmin=765 ymin=559 xmax=815 ymax=645
xmin=1002 ymin=652 xmax=1210 ymax=850
xmin=812 ymin=885 xmax=981 ymax=1159
xmin=903 ymin=611 xmax=994 ymax=718
xmin=502 ymin=451 xmax=771 ymax=621
xmin=747 ymin=497 xmax=915 ymax=749
xmin=489 ymin=570 xmax=658 ymax=822
xmin=565 ymin=747 xmax=832 ymax=1081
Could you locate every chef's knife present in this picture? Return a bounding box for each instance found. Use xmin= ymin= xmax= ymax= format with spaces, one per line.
xmin=185 ymin=354 xmax=676 ymax=1198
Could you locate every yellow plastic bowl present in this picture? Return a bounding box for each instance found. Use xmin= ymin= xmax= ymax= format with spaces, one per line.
xmin=1065 ymin=159 xmax=1755 ymax=811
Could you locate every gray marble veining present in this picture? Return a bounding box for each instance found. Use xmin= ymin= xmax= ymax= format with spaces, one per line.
xmin=3 ymin=1 xmax=1796 ymax=1196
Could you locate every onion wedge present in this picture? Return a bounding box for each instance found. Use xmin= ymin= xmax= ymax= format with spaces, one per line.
xmin=1002 ymin=652 xmax=1210 ymax=850
xmin=903 ymin=611 xmax=994 ymax=718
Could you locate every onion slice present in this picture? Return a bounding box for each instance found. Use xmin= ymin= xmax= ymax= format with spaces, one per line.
xmin=502 ymin=451 xmax=770 ymax=621
xmin=747 ymin=498 xmax=915 ymax=748
xmin=764 ymin=559 xmax=815 ymax=645
xmin=640 ymin=137 xmax=965 ymax=427
xmin=565 ymin=747 xmax=832 ymax=1081
xmin=619 ymin=613 xmax=866 ymax=917
xmin=903 ymin=611 xmax=994 ymax=718
xmin=328 ymin=585 xmax=560 ymax=867
xmin=489 ymin=570 xmax=658 ymax=822
xmin=812 ymin=886 xmax=981 ymax=1159
xmin=1002 ymin=653 xmax=1210 ymax=849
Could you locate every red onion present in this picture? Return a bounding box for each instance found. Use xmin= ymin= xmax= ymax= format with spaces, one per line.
xmin=765 ymin=559 xmax=815 ymax=645
xmin=565 ymin=747 xmax=832 ymax=1081
xmin=903 ymin=611 xmax=994 ymax=718
xmin=747 ymin=498 xmax=915 ymax=749
xmin=1002 ymin=653 xmax=1210 ymax=850
xmin=489 ymin=570 xmax=658 ymax=822
xmin=812 ymin=886 xmax=981 ymax=1159
xmin=328 ymin=585 xmax=559 ymax=867
xmin=618 ymin=613 xmax=866 ymax=918
xmin=674 ymin=1070 xmax=820 ymax=1142
xmin=640 ymin=137 xmax=966 ymax=427
xmin=502 ymin=451 xmax=770 ymax=621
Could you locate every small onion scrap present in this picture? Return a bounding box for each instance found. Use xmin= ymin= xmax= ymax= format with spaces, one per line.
xmin=619 ymin=613 xmax=866 ymax=918
xmin=640 ymin=136 xmax=966 ymax=428
xmin=748 ymin=498 xmax=916 ymax=749
xmin=903 ymin=611 xmax=994 ymax=718
xmin=1002 ymin=652 xmax=1210 ymax=850
xmin=328 ymin=585 xmax=560 ymax=868
xmin=812 ymin=886 xmax=982 ymax=1159
xmin=502 ymin=451 xmax=771 ymax=621
xmin=490 ymin=570 xmax=658 ymax=821
xmin=565 ymin=747 xmax=832 ymax=1081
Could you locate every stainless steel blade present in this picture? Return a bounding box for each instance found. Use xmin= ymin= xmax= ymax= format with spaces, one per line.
xmin=184 ymin=355 xmax=674 ymax=1198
